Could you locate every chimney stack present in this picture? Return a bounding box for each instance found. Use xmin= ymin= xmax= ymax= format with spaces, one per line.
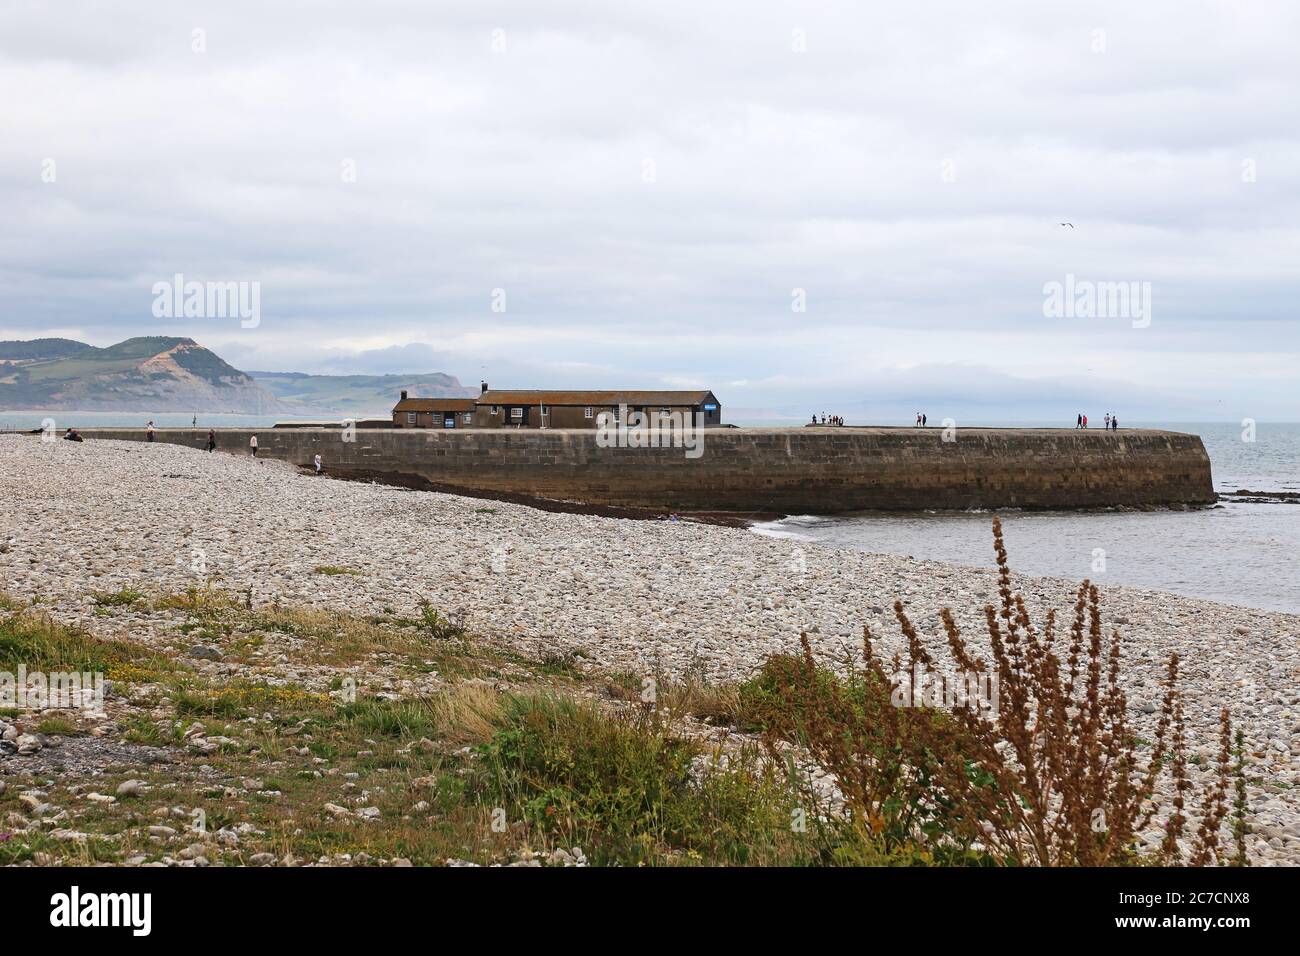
xmin=481 ymin=381 xmax=489 ymax=394
xmin=400 ymin=390 xmax=408 ymax=400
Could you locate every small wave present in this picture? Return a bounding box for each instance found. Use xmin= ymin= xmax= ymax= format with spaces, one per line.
xmin=779 ymin=514 xmax=832 ymax=526
xmin=749 ymin=519 xmax=815 ymax=541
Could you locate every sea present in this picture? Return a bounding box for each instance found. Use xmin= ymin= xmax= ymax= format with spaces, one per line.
xmin=3 ymin=412 xmax=1295 ymax=613
xmin=753 ymin=422 xmax=1300 ymax=614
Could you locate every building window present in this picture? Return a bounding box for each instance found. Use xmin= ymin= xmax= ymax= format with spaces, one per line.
xmin=584 ymin=406 xmax=593 ymax=419
xmin=539 ymin=405 xmax=548 ymax=415
xmin=406 ymin=412 xmax=416 ymax=424
xmin=511 ymin=407 xmax=523 ymax=419
xmin=491 ymin=405 xmax=499 ymax=415
xmin=659 ymin=407 xmax=671 ymax=416
xmin=463 ymin=412 xmax=472 ymax=424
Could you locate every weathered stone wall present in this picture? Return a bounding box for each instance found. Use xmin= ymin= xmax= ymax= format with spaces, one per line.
xmin=72 ymin=426 xmax=1215 ymax=513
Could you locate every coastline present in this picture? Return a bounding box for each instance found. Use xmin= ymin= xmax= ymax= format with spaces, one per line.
xmin=3 ymin=435 xmax=1298 ymax=863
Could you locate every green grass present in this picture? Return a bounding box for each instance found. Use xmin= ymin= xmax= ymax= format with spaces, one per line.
xmin=0 ymin=591 xmax=992 ymax=868
xmin=337 ymin=698 xmax=443 ymax=740
xmin=534 ymin=647 xmax=585 ymax=678
xmin=120 ymin=714 xmax=183 ymax=746
xmin=92 ymin=588 xmax=146 ymax=607
xmin=732 ymin=653 xmax=847 ymax=736
xmin=0 ymin=605 xmax=168 ymax=676
xmin=173 ymin=680 xmax=331 ymax=720
xmin=154 ymin=586 xmax=240 ymax=614
xmin=416 ymin=602 xmax=467 ymax=642
xmin=34 ymin=715 xmax=80 ymax=736
xmin=471 ymin=693 xmax=805 ymax=865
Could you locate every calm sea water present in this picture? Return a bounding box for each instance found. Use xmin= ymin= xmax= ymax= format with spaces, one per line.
xmin=754 ymin=422 xmax=1300 ymax=614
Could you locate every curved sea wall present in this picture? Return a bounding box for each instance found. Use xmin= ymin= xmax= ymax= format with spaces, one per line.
xmin=71 ymin=426 xmax=1215 ymax=514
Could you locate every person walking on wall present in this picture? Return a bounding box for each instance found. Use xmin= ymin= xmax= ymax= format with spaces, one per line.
xmin=206 ymin=429 xmax=216 ymax=452
xmin=249 ymin=434 xmax=258 ymax=458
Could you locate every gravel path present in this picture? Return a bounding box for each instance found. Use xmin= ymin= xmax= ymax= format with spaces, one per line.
xmin=2 ymin=435 xmax=1298 ymax=863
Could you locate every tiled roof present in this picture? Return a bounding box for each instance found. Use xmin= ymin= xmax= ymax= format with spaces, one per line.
xmin=393 ymin=398 xmax=477 ymax=412
xmin=477 ymin=389 xmax=715 ymax=407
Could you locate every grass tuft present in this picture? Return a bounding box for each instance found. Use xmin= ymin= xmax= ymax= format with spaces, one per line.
xmin=92 ymin=588 xmax=146 ymax=607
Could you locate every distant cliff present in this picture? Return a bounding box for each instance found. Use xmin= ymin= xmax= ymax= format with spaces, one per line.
xmin=0 ymin=337 xmax=289 ymax=413
xmin=0 ymin=336 xmax=476 ymax=415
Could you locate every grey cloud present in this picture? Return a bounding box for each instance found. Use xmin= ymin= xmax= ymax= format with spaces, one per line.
xmin=1 ymin=0 xmax=1297 ymax=419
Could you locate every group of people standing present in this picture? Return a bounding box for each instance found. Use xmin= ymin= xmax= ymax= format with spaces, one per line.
xmin=1076 ymin=413 xmax=1120 ymax=430
xmin=914 ymin=412 xmax=928 ymax=427
xmin=811 ymin=413 xmax=845 ymax=425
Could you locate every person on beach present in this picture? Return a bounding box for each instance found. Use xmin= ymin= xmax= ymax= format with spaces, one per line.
xmin=146 ymin=420 xmax=155 ymax=442
xmin=922 ymin=413 xmax=927 ymax=427
xmin=1104 ymin=413 xmax=1111 ymax=428
xmin=1082 ymin=414 xmax=1088 ymax=429
xmin=1112 ymin=415 xmax=1119 ymax=430
xmin=1076 ymin=413 xmax=1082 ymax=429
xmin=313 ymin=453 xmax=322 ymax=475
xmin=249 ymin=434 xmax=258 ymax=458
xmin=63 ymin=428 xmax=83 ymax=442
xmin=916 ymin=412 xmax=922 ymax=427
xmin=206 ymin=429 xmax=216 ymax=452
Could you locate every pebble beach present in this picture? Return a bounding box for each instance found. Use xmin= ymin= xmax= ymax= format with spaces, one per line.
xmin=2 ymin=434 xmax=1298 ymax=864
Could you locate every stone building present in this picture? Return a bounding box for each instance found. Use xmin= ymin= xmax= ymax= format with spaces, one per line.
xmin=391 ymin=386 xmax=722 ymax=429
xmin=391 ymin=392 xmax=477 ymax=429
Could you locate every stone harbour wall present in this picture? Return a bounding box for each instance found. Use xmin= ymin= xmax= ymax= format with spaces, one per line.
xmin=72 ymin=426 xmax=1216 ymax=513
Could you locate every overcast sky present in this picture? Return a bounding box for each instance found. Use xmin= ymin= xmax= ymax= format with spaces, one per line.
xmin=2 ymin=1 xmax=1297 ymax=420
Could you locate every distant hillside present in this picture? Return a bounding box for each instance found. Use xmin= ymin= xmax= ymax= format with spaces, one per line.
xmin=0 ymin=336 xmax=290 ymax=413
xmin=0 ymin=336 xmax=475 ymax=416
xmin=251 ymin=371 xmax=477 ymax=415
xmin=0 ymin=338 xmax=98 ymax=362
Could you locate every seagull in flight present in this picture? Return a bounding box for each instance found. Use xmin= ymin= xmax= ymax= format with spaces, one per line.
xmin=1059 ymin=222 xmax=1074 ymax=228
